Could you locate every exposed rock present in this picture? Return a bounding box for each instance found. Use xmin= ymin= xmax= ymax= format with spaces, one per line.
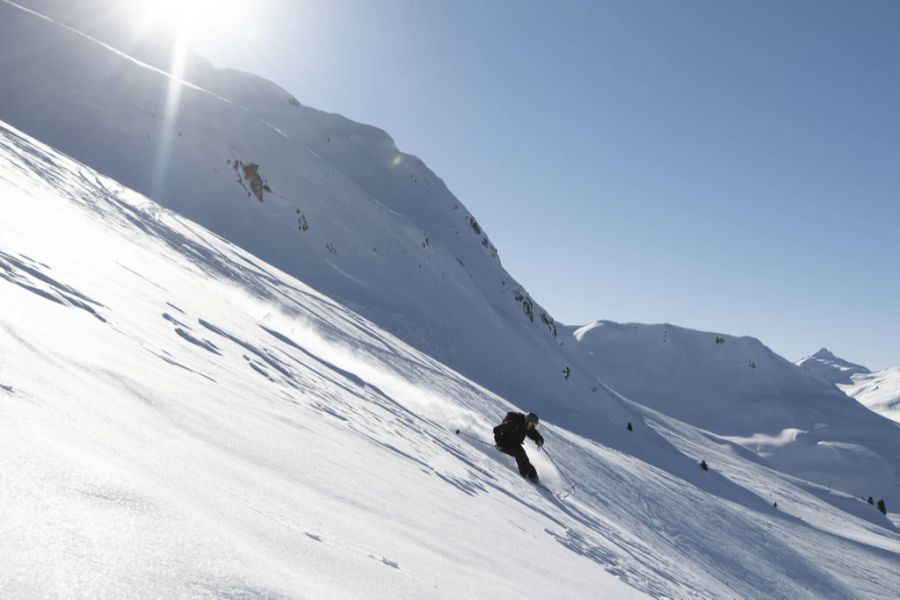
xmin=513 ymin=290 xmax=535 ymax=322
xmin=540 ymin=311 xmax=558 ymax=337
xmin=241 ymin=162 xmax=266 ymax=201
xmin=229 ymin=159 xmax=269 ymax=202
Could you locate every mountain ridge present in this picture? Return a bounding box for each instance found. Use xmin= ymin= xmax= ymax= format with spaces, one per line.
xmin=797 ymin=347 xmax=872 ymax=384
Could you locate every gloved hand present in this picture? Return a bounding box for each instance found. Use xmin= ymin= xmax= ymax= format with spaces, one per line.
xmin=536 ymin=437 xmax=544 ymax=448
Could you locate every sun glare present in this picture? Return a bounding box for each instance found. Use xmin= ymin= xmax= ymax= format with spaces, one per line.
xmin=120 ymin=0 xmax=251 ymax=200
xmin=132 ymin=0 xmax=241 ymax=40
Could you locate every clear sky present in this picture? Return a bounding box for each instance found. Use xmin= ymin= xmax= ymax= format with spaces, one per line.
xmin=179 ymin=0 xmax=898 ymax=369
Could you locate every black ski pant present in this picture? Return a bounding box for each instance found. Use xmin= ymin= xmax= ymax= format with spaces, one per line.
xmin=496 ymin=443 xmax=537 ymax=480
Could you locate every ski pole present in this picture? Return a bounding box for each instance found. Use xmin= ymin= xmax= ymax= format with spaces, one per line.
xmin=539 ymin=446 xmax=577 ymax=497
xmin=455 ymin=428 xmax=496 ymax=448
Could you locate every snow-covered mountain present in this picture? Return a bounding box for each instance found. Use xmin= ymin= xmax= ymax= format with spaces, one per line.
xmin=797 ymin=348 xmax=872 ymax=385
xmin=798 ymin=350 xmax=900 ymax=424
xmin=0 ymin=0 xmax=598 ymax=428
xmin=568 ymin=321 xmax=900 ymax=503
xmin=4 ymin=118 xmax=900 ymax=599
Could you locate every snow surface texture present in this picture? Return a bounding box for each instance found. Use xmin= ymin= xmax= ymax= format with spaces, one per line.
xmin=3 ymin=116 xmax=900 ymax=598
xmin=2 ymin=0 xmax=900 ymax=516
xmin=798 ymin=350 xmax=900 ymax=424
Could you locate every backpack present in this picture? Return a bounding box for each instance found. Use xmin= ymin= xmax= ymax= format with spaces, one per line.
xmin=493 ymin=412 xmax=523 ymax=445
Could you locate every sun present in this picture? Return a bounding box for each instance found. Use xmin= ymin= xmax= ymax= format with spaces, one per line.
xmin=132 ymin=0 xmax=242 ymax=40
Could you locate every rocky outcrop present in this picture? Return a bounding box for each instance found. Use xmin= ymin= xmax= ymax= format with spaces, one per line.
xmin=229 ymin=159 xmax=271 ymax=202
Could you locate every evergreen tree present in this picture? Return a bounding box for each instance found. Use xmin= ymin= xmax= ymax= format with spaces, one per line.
xmin=627 ymin=422 xmax=633 ymax=432
xmin=878 ymin=499 xmax=887 ymax=515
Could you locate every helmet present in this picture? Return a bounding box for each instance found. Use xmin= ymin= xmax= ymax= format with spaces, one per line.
xmin=525 ymin=412 xmax=539 ymax=428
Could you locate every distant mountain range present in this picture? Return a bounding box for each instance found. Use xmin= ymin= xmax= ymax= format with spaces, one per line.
xmin=798 ymin=349 xmax=900 ymax=423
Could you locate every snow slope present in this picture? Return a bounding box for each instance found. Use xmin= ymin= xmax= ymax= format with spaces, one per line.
xmin=798 ymin=350 xmax=900 ymax=424
xmin=568 ymin=321 xmax=900 ymax=507
xmin=3 ymin=0 xmax=900 ymax=529
xmin=4 ymin=122 xmax=900 ymax=598
xmin=840 ymin=366 xmax=900 ymax=420
xmin=0 ymin=0 xmax=585 ymax=421
xmin=842 ymin=367 xmax=900 ymax=423
xmin=0 ymin=120 xmax=640 ymax=599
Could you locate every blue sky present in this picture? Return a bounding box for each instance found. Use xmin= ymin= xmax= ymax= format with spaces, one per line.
xmin=187 ymin=0 xmax=899 ymax=369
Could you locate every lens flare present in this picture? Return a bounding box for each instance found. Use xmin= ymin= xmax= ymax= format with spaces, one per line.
xmin=123 ymin=0 xmax=245 ymax=196
xmin=119 ymin=0 xmax=249 ymax=197
xmin=134 ymin=0 xmax=239 ymax=38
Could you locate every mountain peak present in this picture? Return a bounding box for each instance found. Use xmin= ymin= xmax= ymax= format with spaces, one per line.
xmin=797 ymin=347 xmax=871 ymax=384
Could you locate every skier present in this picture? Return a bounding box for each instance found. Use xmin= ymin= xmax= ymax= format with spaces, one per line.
xmin=493 ymin=411 xmax=544 ymax=481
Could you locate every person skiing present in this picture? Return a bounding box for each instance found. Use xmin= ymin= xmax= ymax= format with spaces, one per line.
xmin=493 ymin=411 xmax=544 ymax=481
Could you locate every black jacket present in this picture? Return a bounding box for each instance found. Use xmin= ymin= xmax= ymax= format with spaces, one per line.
xmin=493 ymin=411 xmax=543 ymax=447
